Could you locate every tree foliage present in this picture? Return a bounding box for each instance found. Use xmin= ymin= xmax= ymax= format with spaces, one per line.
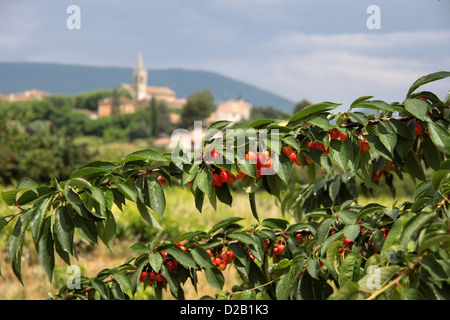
xmin=179 ymin=90 xmax=214 ymax=128
xmin=0 ymin=71 xmax=449 ymax=300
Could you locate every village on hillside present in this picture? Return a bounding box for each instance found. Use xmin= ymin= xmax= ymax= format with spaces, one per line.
xmin=0 ymin=51 xmax=254 ymax=151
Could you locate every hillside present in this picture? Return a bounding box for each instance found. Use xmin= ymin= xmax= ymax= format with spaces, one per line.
xmin=0 ymin=62 xmax=296 ymax=112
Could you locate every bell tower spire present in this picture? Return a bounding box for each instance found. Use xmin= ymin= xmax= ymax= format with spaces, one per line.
xmin=133 ymin=50 xmax=148 ymax=101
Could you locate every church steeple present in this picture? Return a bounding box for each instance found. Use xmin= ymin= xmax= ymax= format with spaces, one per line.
xmin=137 ymin=50 xmax=143 ymax=68
xmin=133 ymin=50 xmax=148 ymax=101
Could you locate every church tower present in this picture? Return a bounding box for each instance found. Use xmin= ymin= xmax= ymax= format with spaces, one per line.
xmin=133 ymin=50 xmax=148 ymax=101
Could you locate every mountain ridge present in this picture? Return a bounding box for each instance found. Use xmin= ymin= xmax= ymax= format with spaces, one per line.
xmin=0 ymin=62 xmax=296 ymax=112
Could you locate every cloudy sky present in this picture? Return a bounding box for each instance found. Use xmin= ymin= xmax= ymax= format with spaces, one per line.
xmin=0 ymin=0 xmax=449 ymax=109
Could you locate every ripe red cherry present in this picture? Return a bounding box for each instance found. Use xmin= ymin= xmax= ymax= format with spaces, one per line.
xmin=214 ymin=257 xmax=222 ymax=265
xmin=157 ymin=175 xmax=166 ymax=186
xmin=415 ymin=122 xmax=423 ymax=136
xmin=316 ymin=142 xmax=326 ymax=152
xmin=149 ymin=271 xmax=156 ymax=281
xmin=340 ymin=132 xmax=348 ymax=141
xmin=289 ymin=151 xmax=297 ymax=162
xmin=219 ymin=170 xmax=230 ymax=183
xmin=156 ymin=273 xmax=164 ymax=282
xmin=206 ymin=249 xmax=212 ymax=255
xmin=305 ymin=157 xmax=313 ymax=164
xmin=343 ymin=237 xmax=352 ymax=245
xmin=273 ymin=247 xmax=280 ymax=256
xmin=245 ymin=151 xmax=257 ymax=163
xmin=307 ymin=141 xmax=316 ymax=149
xmin=360 ymin=140 xmax=370 ymax=154
xmin=227 ymin=172 xmax=236 ymax=184
xmin=212 ymin=173 xmax=222 ymax=186
xmin=167 ymin=260 xmax=176 ymax=270
xmin=257 ymin=151 xmax=271 ymax=167
xmin=282 ymin=146 xmax=293 ymax=157
xmin=329 ymin=128 xmax=341 ymax=140
xmin=218 ymin=263 xmax=227 ymax=271
xmin=139 ymin=271 xmax=148 ymax=283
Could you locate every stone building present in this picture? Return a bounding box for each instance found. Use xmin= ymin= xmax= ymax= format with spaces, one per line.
xmin=0 ymin=89 xmax=50 ymax=102
xmin=206 ymin=99 xmax=252 ymax=125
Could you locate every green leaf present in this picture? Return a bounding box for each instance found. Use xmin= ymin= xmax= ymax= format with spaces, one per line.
xmin=308 ymin=115 xmax=331 ymax=131
xmin=326 ymin=240 xmax=342 ymax=275
xmin=92 ymin=278 xmax=110 ymax=300
xmin=164 ymin=245 xmax=197 ymax=269
xmin=343 ymin=224 xmax=360 ymax=242
xmin=389 ymin=118 xmax=411 ymax=138
xmin=404 ymin=99 xmax=428 ymax=121
xmin=306 ymin=257 xmax=320 ymax=280
xmin=352 ymin=100 xmax=394 ymax=112
xmin=275 ymin=152 xmax=293 ymax=185
xmin=136 ymin=200 xmax=163 ymax=230
xmin=118 ymin=149 xmax=167 ymax=164
xmin=113 ymin=273 xmax=132 ymax=291
xmin=329 ymin=139 xmax=348 ymax=171
xmin=348 ymin=111 xmax=369 ymax=127
xmin=86 ymin=186 xmax=107 ymax=211
xmin=97 ymin=209 xmax=117 ymax=250
xmin=398 ymin=211 xmax=435 ymax=250
xmin=68 ymin=177 xmax=92 ymax=189
xmin=207 ymin=217 xmax=245 ymax=235
xmin=276 ymin=260 xmax=304 ymax=300
xmin=203 ymin=120 xmax=232 ymax=142
xmin=404 ymin=151 xmax=426 ymax=181
xmin=130 ymin=243 xmax=151 ymax=253
xmin=406 ymin=71 xmax=450 ymax=97
xmin=53 ymin=206 xmax=75 ymax=256
xmin=69 ymin=167 xmax=107 ymax=179
xmin=288 ymin=101 xmax=341 ymax=125
xmin=328 ymin=282 xmax=361 ymax=300
xmin=147 ymin=178 xmax=166 ymax=219
xmin=420 ymin=254 xmax=449 ymax=281
xmin=148 ymin=251 xmax=163 ymax=273
xmin=29 ymin=197 xmax=52 ymax=248
xmin=418 ymin=234 xmax=450 ymax=255
xmin=9 ymin=210 xmax=34 ymax=284
xmin=249 ymin=193 xmax=259 ymax=222
xmin=282 ymin=135 xmax=302 ymax=151
xmin=377 ymin=121 xmax=397 ymax=154
xmin=115 ymin=181 xmax=138 ymax=203
xmin=2 ymin=189 xmax=19 ymax=206
xmin=73 ymin=214 xmax=98 ymax=245
xmin=197 ymin=166 xmax=212 ymax=196
xmin=338 ymin=252 xmax=361 ymax=287
xmin=205 ymin=267 xmax=225 ymax=290
xmin=431 ymin=170 xmax=450 ymax=190
xmin=228 ymin=232 xmax=256 ymax=246
xmin=215 ymin=183 xmax=233 ymax=207
xmin=427 ymin=122 xmax=450 ymax=155
xmin=38 ymin=216 xmax=55 ymax=283
xmin=190 ymin=246 xmax=215 ymax=269
xmin=350 ymin=95 xmax=374 ymax=107
xmin=261 ymin=218 xmax=289 ymax=231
